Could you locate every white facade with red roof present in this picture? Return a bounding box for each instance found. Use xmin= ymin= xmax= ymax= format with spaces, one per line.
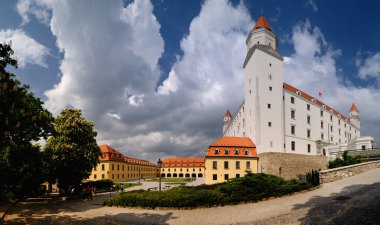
xmin=223 ymin=16 xmax=375 ymax=157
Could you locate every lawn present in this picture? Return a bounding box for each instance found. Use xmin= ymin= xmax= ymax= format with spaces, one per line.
xmin=104 ymin=173 xmax=314 ymax=209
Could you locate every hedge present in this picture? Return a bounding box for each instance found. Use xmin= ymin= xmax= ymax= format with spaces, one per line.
xmin=104 ymin=173 xmax=313 ymax=209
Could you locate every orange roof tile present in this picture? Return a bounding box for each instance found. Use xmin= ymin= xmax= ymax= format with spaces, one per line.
xmin=225 ymin=109 xmax=232 ymax=117
xmin=99 ymin=145 xmax=123 ymax=155
xmin=350 ymin=103 xmax=358 ymax=111
xmin=253 ymin=16 xmax=272 ymax=31
xmin=206 ymin=137 xmax=257 ymax=157
xmin=283 ymin=83 xmax=351 ymax=122
xmin=162 ymin=157 xmax=205 ymax=168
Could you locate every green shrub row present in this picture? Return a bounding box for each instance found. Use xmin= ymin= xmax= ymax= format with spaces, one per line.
xmin=104 ymin=173 xmax=313 ymax=209
xmin=328 ymin=151 xmax=368 ymax=169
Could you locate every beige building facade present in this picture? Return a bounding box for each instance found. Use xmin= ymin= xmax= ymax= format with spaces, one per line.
xmin=205 ymin=136 xmax=258 ymax=184
xmin=161 ymin=158 xmax=205 ymax=178
xmin=87 ymin=145 xmax=158 ymax=182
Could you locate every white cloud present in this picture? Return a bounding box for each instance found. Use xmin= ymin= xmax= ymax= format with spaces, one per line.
xmin=18 ymin=0 xmax=253 ymax=161
xmin=357 ymin=53 xmax=380 ymax=83
xmin=0 ymin=29 xmax=49 ymax=68
xmin=17 ymin=0 xmax=51 ymax=25
xmin=307 ymin=0 xmax=318 ymax=13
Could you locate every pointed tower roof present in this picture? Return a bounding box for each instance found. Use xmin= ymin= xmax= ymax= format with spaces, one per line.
xmin=350 ymin=103 xmax=358 ymax=112
xmin=253 ymin=15 xmax=272 ymax=31
xmin=225 ymin=109 xmax=232 ymax=117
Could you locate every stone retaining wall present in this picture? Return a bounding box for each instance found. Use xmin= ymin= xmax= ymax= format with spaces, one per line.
xmin=319 ymin=160 xmax=380 ymax=183
xmin=258 ymin=152 xmax=329 ymax=180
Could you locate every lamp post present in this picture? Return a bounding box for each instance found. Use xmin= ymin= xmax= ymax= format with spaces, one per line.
xmin=107 ymin=171 xmax=111 ymax=198
xmin=157 ymin=158 xmax=162 ymax=191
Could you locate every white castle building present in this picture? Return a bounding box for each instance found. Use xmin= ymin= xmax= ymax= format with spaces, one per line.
xmin=223 ymin=16 xmax=374 ymax=158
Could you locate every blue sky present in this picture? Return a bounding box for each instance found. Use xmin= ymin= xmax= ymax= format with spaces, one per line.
xmin=1 ymin=0 xmax=380 ymax=161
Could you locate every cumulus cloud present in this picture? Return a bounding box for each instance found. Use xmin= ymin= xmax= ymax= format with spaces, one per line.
xmin=283 ymin=20 xmax=380 ymax=143
xmin=357 ymin=53 xmax=380 ymax=84
xmin=15 ymin=0 xmax=253 ymax=161
xmin=0 ymin=29 xmax=49 ymax=68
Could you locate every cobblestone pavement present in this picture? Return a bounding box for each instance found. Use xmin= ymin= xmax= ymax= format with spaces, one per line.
xmin=2 ymin=169 xmax=380 ymax=225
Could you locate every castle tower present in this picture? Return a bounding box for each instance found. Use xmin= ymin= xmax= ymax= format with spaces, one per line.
xmin=243 ymin=15 xmax=284 ymax=153
xmin=349 ymin=103 xmax=360 ymax=129
xmin=223 ymin=109 xmax=232 ymax=133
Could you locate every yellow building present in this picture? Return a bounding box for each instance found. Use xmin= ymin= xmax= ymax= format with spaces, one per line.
xmin=161 ymin=158 xmax=205 ymax=178
xmin=205 ymin=137 xmax=258 ymax=184
xmin=87 ymin=145 xmax=158 ymax=182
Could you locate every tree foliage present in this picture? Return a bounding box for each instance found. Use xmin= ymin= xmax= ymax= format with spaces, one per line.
xmin=44 ymin=109 xmax=101 ymax=193
xmin=0 ymin=43 xmax=54 ymax=200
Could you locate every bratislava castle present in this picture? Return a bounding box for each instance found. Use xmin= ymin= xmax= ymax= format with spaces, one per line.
xmin=223 ymin=16 xmax=374 ymax=157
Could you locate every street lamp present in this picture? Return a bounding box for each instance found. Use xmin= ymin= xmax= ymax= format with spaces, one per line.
xmin=157 ymin=158 xmax=162 ymax=191
xmin=107 ymin=171 xmax=111 ymax=198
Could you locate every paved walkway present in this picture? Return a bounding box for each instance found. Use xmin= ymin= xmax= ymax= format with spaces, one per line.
xmin=2 ymin=169 xmax=380 ymax=225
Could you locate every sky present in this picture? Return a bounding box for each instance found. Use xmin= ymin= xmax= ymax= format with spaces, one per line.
xmin=1 ymin=0 xmax=380 ymax=162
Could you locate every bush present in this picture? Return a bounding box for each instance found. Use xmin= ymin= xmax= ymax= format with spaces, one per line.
xmin=104 ymin=173 xmax=313 ymax=209
xmin=328 ymin=151 xmax=367 ymax=169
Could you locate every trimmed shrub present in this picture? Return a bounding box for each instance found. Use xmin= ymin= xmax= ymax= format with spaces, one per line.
xmin=328 ymin=151 xmax=367 ymax=169
xmin=104 ymin=173 xmax=313 ymax=209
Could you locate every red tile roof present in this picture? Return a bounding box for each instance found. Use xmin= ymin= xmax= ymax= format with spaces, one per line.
xmin=98 ymin=145 xmax=156 ymax=167
xmin=225 ymin=109 xmax=232 ymax=117
xmin=283 ymin=83 xmax=351 ymax=122
xmin=162 ymin=158 xmax=205 ymax=168
xmin=206 ymin=137 xmax=257 ymax=157
xmin=350 ymin=103 xmax=358 ymax=112
xmin=253 ymin=16 xmax=272 ymax=31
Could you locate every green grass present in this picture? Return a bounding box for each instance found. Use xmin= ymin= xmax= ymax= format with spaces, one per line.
xmin=104 ymin=173 xmax=314 ymax=209
xmin=145 ymin=178 xmax=191 ymax=183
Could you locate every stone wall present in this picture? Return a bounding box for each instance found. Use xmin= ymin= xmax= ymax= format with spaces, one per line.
xmin=319 ymin=160 xmax=380 ymax=183
xmin=258 ymin=152 xmax=329 ymax=180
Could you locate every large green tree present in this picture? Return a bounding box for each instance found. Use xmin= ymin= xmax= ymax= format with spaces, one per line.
xmin=44 ymin=109 xmax=101 ymax=194
xmin=0 ymin=43 xmax=54 ymax=199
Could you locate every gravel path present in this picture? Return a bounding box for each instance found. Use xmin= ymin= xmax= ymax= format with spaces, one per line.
xmin=3 ymin=169 xmax=380 ymax=225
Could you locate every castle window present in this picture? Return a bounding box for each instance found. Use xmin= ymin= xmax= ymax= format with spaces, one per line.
xmin=307 ymin=116 xmax=311 ymax=124
xmin=344 ymin=124 xmax=346 ymax=128
xmin=321 ymin=121 xmax=324 ymax=129
xmin=269 ymin=86 xmax=272 ymax=91
xmin=330 ymin=125 xmax=333 ymax=132
xmin=102 ymin=174 xmax=105 ymax=179
xmin=214 ymin=149 xmax=219 ymax=154
xmin=291 ymin=97 xmax=295 ymax=104
xmin=213 ymin=174 xmax=217 ymax=180
xmin=307 ymin=104 xmax=310 ymax=110
xmin=102 ymin=164 xmax=105 ymax=171
xmin=234 ymin=149 xmax=239 ymax=155
xmin=225 ymin=149 xmax=230 ymax=155
xmin=269 ymin=63 xmax=272 ymax=67
xmin=307 ymin=144 xmax=311 ymax=153
xmin=291 ymin=141 xmax=295 ymax=151
xmin=94 ymin=174 xmax=97 ymax=179
xmin=312 ymin=99 xmax=316 ymax=103
xmin=322 ymin=105 xmax=326 ymax=109
xmin=246 ymin=161 xmax=251 ymax=169
xmin=296 ymin=91 xmax=301 ymax=95
xmin=112 ymin=164 xmax=114 ymax=170
xmin=224 ymin=161 xmax=229 ymax=169
xmin=339 ymin=129 xmax=341 ymax=135
xmin=244 ymin=150 xmax=249 ymax=155
xmin=331 ymin=136 xmax=333 ymax=141
xmin=268 ymin=103 xmax=271 ymax=109
xmin=236 ymin=161 xmax=240 ymax=169
xmin=268 ymin=74 xmax=272 ymax=80
xmin=330 ymin=115 xmax=333 ymax=122
xmin=321 ymin=133 xmax=324 ymax=140
xmin=249 ymin=90 xmax=251 ymax=95
xmin=321 ymin=110 xmax=323 ymax=117
xmin=224 ymin=174 xmax=229 ymax=180
xmin=268 ymin=122 xmax=272 ymax=127
xmin=291 ymin=110 xmax=295 ymax=119
xmin=307 ymin=129 xmax=311 ymax=138
xmin=291 ymin=125 xmax=295 ymax=135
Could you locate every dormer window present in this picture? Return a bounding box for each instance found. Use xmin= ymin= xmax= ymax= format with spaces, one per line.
xmin=296 ymin=91 xmax=301 ymax=96
xmin=111 ymin=154 xmax=114 ymax=158
xmin=235 ymin=149 xmax=239 ymax=155
xmin=322 ymin=105 xmax=326 ymax=109
xmin=311 ymin=99 xmax=316 ymax=103
xmin=214 ymin=149 xmax=220 ymax=154
xmin=225 ymin=149 xmax=229 ymax=155
xmin=244 ymin=149 xmax=249 ymax=155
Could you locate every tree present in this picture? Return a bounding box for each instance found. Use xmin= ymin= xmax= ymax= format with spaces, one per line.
xmin=44 ymin=109 xmax=101 ymax=194
xmin=0 ymin=43 xmax=54 ymax=200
